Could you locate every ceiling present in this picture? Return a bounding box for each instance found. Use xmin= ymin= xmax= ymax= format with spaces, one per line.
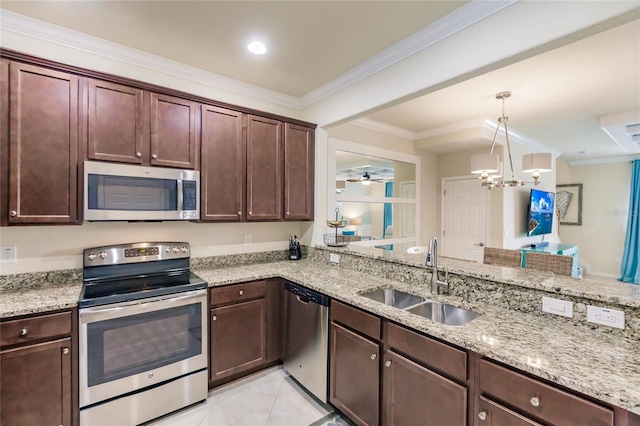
xmin=2 ymin=1 xmax=639 ymax=163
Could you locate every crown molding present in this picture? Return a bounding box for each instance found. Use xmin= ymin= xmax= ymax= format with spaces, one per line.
xmin=0 ymin=9 xmax=303 ymax=109
xmin=567 ymin=154 xmax=640 ymax=166
xmin=1 ymin=2 xmax=514 ymax=111
xmin=351 ymin=118 xmax=416 ymax=140
xmin=299 ymin=0 xmax=517 ymax=108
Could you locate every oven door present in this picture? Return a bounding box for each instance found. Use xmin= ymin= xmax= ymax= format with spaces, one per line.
xmin=79 ymin=289 xmax=207 ymax=408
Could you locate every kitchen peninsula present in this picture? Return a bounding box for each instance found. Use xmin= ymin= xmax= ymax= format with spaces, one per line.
xmin=1 ymin=246 xmax=639 ymax=425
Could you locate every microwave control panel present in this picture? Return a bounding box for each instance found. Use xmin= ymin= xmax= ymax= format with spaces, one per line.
xmin=182 ymin=181 xmax=198 ymax=211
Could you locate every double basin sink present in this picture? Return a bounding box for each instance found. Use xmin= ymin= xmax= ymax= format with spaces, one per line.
xmin=360 ymin=288 xmax=479 ymax=326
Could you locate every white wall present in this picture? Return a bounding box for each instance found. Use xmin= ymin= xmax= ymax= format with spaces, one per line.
xmin=556 ymin=159 xmax=632 ymax=277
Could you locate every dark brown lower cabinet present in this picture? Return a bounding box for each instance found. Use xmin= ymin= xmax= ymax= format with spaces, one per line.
xmin=209 ymin=279 xmax=282 ymax=386
xmin=330 ymin=322 xmax=380 ymax=426
xmin=210 ymin=297 xmax=267 ymax=382
xmin=383 ymin=350 xmax=467 ymax=426
xmin=477 ymin=396 xmax=543 ymax=426
xmin=1 ymin=337 xmax=72 ymax=426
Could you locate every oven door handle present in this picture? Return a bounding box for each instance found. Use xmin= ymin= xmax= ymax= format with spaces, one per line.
xmin=79 ymin=289 xmax=206 ymax=322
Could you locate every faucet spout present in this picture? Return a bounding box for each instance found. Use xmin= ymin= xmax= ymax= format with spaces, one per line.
xmin=427 ymin=236 xmax=448 ymax=294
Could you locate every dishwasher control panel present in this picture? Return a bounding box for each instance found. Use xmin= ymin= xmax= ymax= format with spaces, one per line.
xmin=284 ymin=281 xmax=330 ymax=306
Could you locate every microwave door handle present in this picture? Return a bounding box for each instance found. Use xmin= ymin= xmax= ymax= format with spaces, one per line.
xmin=177 ymin=179 xmax=184 ymax=212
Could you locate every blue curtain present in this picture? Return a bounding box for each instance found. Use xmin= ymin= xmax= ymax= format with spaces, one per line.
xmin=383 ymin=182 xmax=394 ymax=238
xmin=620 ymin=160 xmax=640 ymax=284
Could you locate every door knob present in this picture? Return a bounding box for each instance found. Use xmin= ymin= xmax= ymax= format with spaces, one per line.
xmin=474 ymin=242 xmax=485 ymax=247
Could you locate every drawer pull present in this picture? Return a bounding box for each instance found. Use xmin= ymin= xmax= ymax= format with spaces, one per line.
xmin=478 ymin=411 xmax=487 ymax=421
xmin=385 ymin=360 xmax=392 ymax=367
xmin=530 ymin=396 xmax=540 ymax=407
xmin=9 ymin=210 xmax=17 ymax=217
xmin=239 ymin=290 xmax=244 ymax=296
xmin=152 ymin=154 xmax=158 ymax=159
xmin=19 ymin=328 xmax=27 ymax=336
xmin=62 ymin=348 xmax=69 ymax=355
xmin=370 ymin=353 xmax=376 ymax=360
xmin=212 ymin=315 xmax=217 ymax=321
xmin=136 ymin=152 xmax=142 ymax=158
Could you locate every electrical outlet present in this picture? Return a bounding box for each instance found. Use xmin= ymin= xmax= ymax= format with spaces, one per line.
xmin=587 ymin=305 xmax=625 ymax=329
xmin=0 ymin=246 xmax=17 ymax=264
xmin=244 ymin=235 xmax=252 ymax=246
xmin=542 ymin=296 xmax=573 ymax=318
xmin=330 ymin=253 xmax=340 ymax=264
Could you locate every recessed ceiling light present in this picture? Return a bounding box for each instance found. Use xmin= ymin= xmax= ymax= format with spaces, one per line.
xmin=247 ymin=41 xmax=267 ymax=55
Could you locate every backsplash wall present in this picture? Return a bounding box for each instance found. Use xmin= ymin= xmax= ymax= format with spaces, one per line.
xmin=0 ymin=221 xmax=312 ymax=275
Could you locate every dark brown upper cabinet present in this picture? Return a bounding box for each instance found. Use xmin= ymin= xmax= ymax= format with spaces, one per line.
xmin=200 ymin=105 xmax=245 ymax=221
xmin=87 ymin=79 xmax=198 ymax=169
xmin=283 ymin=123 xmax=314 ymax=221
xmin=7 ymin=62 xmax=80 ymax=224
xmin=246 ymin=115 xmax=283 ymax=221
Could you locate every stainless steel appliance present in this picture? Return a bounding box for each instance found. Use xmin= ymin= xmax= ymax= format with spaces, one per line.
xmin=283 ymin=281 xmax=330 ymax=403
xmin=79 ymin=242 xmax=208 ymax=426
xmin=84 ymin=161 xmax=200 ymax=221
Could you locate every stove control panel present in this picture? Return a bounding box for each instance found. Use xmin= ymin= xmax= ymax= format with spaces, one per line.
xmin=84 ymin=242 xmax=191 ymax=266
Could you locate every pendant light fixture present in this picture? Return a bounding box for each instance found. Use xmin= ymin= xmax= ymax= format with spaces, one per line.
xmin=471 ymin=91 xmax=552 ymax=189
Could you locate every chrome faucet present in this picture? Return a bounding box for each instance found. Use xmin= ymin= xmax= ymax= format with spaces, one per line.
xmin=427 ymin=236 xmax=448 ymax=294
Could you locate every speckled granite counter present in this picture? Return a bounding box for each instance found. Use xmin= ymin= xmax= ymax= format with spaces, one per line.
xmin=195 ymin=260 xmax=640 ymax=415
xmin=2 ymin=252 xmax=639 ymax=416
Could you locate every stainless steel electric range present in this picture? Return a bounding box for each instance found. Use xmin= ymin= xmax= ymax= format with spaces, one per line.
xmin=78 ymin=242 xmax=208 ymax=426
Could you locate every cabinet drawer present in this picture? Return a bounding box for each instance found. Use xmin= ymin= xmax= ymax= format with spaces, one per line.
xmin=331 ymin=300 xmax=380 ymax=341
xmin=480 ymin=359 xmax=613 ymax=426
xmin=387 ymin=322 xmax=467 ymax=382
xmin=210 ymin=281 xmax=267 ymax=307
xmin=1 ymin=311 xmax=72 ymax=347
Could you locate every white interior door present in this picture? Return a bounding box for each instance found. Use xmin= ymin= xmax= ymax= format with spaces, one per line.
xmin=442 ymin=178 xmax=487 ymax=262
xmin=399 ymin=181 xmax=416 ymax=238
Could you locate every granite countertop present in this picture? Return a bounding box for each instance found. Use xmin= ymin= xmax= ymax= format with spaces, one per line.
xmin=196 ymin=260 xmax=640 ymax=415
xmin=1 ymin=258 xmax=638 ymax=415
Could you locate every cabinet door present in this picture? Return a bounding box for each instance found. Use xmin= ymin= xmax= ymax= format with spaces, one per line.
xmin=330 ymin=322 xmax=379 ymax=426
xmin=283 ymin=123 xmax=314 ymax=221
xmin=476 ymin=396 xmax=542 ymax=426
xmin=200 ymin=105 xmax=245 ymax=221
xmin=383 ymin=350 xmax=467 ymax=426
xmin=87 ymin=79 xmax=144 ymax=164
xmin=1 ymin=59 xmax=9 ymax=227
xmin=246 ymin=115 xmax=282 ymax=221
xmin=8 ymin=63 xmax=80 ymax=224
xmin=1 ymin=337 xmax=72 ymax=426
xmin=266 ymin=278 xmax=284 ymax=363
xmin=150 ymin=93 xmax=198 ymax=169
xmin=210 ymin=298 xmax=267 ymax=382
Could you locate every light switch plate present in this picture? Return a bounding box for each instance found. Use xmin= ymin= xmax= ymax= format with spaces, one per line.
xmin=542 ymin=296 xmax=573 ymax=318
xmin=330 ymin=253 xmax=340 ymax=264
xmin=587 ymin=305 xmax=625 ymax=329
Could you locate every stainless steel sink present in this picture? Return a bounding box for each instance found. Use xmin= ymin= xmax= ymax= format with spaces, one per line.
xmin=360 ymin=288 xmax=427 ymax=309
xmin=406 ymin=302 xmax=479 ymax=326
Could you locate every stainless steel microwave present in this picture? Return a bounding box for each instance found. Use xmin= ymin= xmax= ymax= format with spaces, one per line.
xmin=84 ymin=161 xmax=200 ymax=221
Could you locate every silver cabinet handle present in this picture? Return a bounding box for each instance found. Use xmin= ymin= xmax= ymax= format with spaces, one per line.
xmin=238 ymin=211 xmax=242 ymax=216
xmin=9 ymin=210 xmax=17 ymax=217
xmin=62 ymin=348 xmax=69 ymax=355
xmin=249 ymin=211 xmax=252 ymax=215
xmin=384 ymin=360 xmax=392 ymax=367
xmin=136 ymin=152 xmax=142 ymax=158
xmin=19 ymin=328 xmax=27 ymax=336
xmin=152 ymin=154 xmax=158 ymax=159
xmin=212 ymin=315 xmax=217 ymax=321
xmin=370 ymin=353 xmax=376 ymax=360
xmin=530 ymin=396 xmax=540 ymax=407
xmin=239 ymin=290 xmax=244 ymax=296
xmin=478 ymin=411 xmax=487 ymax=421
xmin=286 ymin=211 xmax=290 ymax=215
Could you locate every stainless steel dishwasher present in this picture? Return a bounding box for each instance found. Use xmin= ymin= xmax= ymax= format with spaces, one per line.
xmin=283 ymin=281 xmax=330 ymax=403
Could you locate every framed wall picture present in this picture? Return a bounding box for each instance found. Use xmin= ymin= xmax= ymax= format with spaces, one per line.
xmin=556 ymin=183 xmax=583 ymax=225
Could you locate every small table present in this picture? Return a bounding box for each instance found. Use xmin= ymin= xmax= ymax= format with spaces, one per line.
xmin=520 ymin=243 xmax=579 ymax=277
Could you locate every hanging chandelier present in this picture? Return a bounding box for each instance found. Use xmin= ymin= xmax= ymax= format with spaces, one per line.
xmin=470 ymin=91 xmax=552 ymax=189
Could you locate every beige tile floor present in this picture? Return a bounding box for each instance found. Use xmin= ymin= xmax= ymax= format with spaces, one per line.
xmin=148 ymin=366 xmax=335 ymax=426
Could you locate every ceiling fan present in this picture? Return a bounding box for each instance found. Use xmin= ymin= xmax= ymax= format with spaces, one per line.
xmin=346 ymin=172 xmax=384 ymax=184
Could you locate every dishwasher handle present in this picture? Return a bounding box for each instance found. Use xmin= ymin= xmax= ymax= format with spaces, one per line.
xmin=285 ymin=281 xmax=330 ymax=306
